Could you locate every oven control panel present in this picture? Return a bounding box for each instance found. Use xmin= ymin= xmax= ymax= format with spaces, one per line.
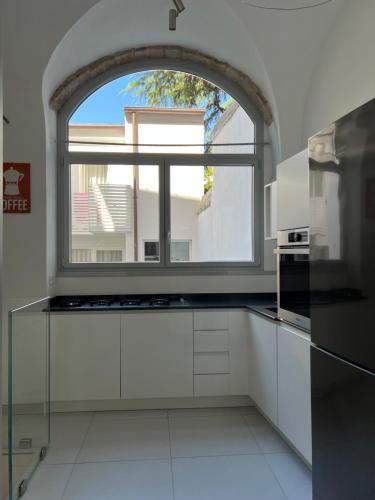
xmin=278 ymin=227 xmax=309 ymax=247
xmin=288 ymin=231 xmax=308 ymax=244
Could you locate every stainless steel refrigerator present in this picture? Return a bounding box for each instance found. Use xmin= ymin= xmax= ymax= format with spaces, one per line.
xmin=309 ymin=98 xmax=375 ymax=500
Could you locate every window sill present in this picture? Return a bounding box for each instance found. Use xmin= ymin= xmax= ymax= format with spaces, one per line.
xmin=57 ymin=264 xmax=274 ymax=278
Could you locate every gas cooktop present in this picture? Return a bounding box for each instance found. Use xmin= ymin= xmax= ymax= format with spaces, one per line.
xmin=88 ymin=298 xmax=114 ymax=307
xmin=50 ymin=295 xmax=190 ymax=310
xmin=149 ymin=298 xmax=170 ymax=306
xmin=120 ymin=298 xmax=143 ymax=306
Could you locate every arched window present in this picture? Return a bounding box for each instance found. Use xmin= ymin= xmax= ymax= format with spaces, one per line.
xmin=58 ymin=65 xmax=264 ymax=272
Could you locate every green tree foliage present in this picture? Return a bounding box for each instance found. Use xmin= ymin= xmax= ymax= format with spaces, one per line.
xmin=204 ymin=166 xmax=213 ymax=193
xmin=126 ymin=71 xmax=233 ymax=195
xmin=125 ymin=70 xmax=231 ymax=131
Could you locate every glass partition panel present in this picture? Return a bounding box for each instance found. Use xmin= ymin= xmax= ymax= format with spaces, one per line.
xmin=3 ymin=298 xmax=50 ymax=500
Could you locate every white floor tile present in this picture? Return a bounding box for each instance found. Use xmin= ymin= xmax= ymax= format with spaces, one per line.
xmin=77 ymin=418 xmax=170 ymax=462
xmin=22 ymin=464 xmax=73 ymax=500
xmin=11 ymin=413 xmax=92 ymax=463
xmin=168 ymin=406 xmax=256 ymax=418
xmin=12 ymin=415 xmax=49 ymax=449
xmin=93 ymin=409 xmax=167 ymax=424
xmin=12 ymin=410 xmax=313 ymax=500
xmin=44 ymin=436 xmax=87 ymax=465
xmin=173 ymin=455 xmax=287 ymax=500
xmin=245 ymin=413 xmax=291 ymax=453
xmin=62 ymin=460 xmax=173 ymax=500
xmin=265 ymin=453 xmax=312 ymax=500
xmin=45 ymin=413 xmax=93 ymax=465
xmin=169 ymin=415 xmax=260 ymax=458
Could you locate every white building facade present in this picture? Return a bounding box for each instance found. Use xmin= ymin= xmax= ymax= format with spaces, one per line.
xmin=69 ymin=103 xmax=255 ymax=265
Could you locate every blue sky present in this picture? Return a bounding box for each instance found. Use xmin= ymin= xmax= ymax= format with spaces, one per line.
xmin=70 ymin=74 xmax=144 ymax=124
xmin=69 ymin=70 xmax=231 ymax=129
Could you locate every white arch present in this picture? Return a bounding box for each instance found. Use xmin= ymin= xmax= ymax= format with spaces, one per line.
xmin=42 ymin=0 xmax=281 ymax=162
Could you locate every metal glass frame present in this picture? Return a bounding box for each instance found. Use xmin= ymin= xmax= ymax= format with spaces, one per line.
xmin=57 ymin=57 xmax=265 ymax=275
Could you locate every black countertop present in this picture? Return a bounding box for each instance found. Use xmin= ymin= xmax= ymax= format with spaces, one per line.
xmin=49 ymin=293 xmax=278 ymax=320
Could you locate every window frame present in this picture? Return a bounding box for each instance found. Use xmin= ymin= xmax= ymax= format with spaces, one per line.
xmin=57 ymin=58 xmax=266 ymax=275
xmin=61 ymin=152 xmax=260 ymax=271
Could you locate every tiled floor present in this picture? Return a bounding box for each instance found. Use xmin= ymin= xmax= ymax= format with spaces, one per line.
xmin=18 ymin=407 xmax=311 ymax=500
xmin=2 ymin=453 xmax=36 ymax=500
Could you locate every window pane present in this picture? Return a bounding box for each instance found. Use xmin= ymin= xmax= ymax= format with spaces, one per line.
xmin=71 ymin=249 xmax=91 ymax=263
xmin=68 ymin=71 xmax=255 ymax=155
xmin=96 ymin=250 xmax=123 ymax=263
xmin=144 ymin=241 xmax=160 ymax=262
xmin=69 ymin=164 xmax=160 ymax=264
xmin=171 ymin=241 xmax=190 ymax=262
xmin=170 ymin=165 xmax=254 ymax=262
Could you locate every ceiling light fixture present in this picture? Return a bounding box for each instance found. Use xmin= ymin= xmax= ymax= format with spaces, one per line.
xmin=173 ymin=0 xmax=186 ymax=14
xmin=241 ymin=0 xmax=333 ymax=11
xmin=169 ymin=0 xmax=185 ymax=31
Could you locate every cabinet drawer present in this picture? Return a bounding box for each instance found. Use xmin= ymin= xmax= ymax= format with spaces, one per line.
xmin=193 ymin=311 xmax=229 ymax=331
xmin=194 ymin=374 xmax=230 ymax=396
xmin=194 ymin=352 xmax=230 ymax=374
xmin=194 ymin=331 xmax=229 ymax=352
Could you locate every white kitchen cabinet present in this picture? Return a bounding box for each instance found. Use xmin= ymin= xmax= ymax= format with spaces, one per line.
xmin=194 ymin=330 xmax=229 ymax=352
xmin=277 ymin=149 xmax=309 ymax=231
xmin=193 ymin=310 xmax=249 ymax=397
xmin=194 ymin=352 xmax=230 ymax=374
xmin=6 ymin=311 xmax=48 ymax=405
xmin=277 ymin=324 xmax=312 ymax=463
xmin=228 ymin=311 xmax=250 ymax=395
xmin=264 ymin=180 xmax=277 ymax=239
xmin=50 ymin=313 xmax=121 ymax=401
xmin=122 ymin=311 xmax=193 ymax=399
xmin=247 ymin=312 xmax=278 ymax=424
xmin=193 ymin=310 xmax=229 ymax=331
xmin=194 ymin=374 xmax=230 ymax=397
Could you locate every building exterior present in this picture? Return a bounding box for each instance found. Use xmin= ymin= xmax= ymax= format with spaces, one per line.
xmin=200 ymin=102 xmax=256 ymax=262
xmin=69 ymin=107 xmax=205 ymax=263
xmin=68 ymin=103 xmax=255 ymax=264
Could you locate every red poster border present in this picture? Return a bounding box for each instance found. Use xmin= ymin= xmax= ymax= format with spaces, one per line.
xmin=3 ymin=163 xmax=31 ymax=214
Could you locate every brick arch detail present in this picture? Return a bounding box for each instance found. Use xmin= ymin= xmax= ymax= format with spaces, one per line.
xmin=50 ymin=45 xmax=273 ymax=126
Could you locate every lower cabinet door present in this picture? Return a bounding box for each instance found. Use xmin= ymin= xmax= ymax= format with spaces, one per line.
xmin=247 ymin=313 xmax=278 ymax=424
xmin=50 ymin=313 xmax=121 ymax=402
xmin=228 ymin=311 xmax=250 ymax=395
xmin=122 ymin=312 xmax=194 ymax=399
xmin=277 ymin=324 xmax=312 ymax=463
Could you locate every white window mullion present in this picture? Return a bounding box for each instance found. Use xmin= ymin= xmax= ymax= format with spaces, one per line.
xmin=164 ymin=160 xmax=172 ymax=267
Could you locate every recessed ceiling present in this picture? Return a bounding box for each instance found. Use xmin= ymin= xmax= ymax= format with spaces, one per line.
xmin=242 ymin=0 xmax=333 ymax=10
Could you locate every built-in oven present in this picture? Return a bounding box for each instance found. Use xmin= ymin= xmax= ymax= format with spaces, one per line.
xmin=276 ymin=228 xmax=310 ymax=332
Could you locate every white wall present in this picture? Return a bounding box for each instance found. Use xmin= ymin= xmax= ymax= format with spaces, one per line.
xmin=2 ymin=0 xmax=350 ymax=306
xmin=303 ymin=0 xmax=375 ymax=140
xmin=197 ymin=166 xmax=254 ymax=261
xmin=3 ymin=0 xmax=100 ymax=306
xmin=200 ymin=107 xmax=255 ymax=262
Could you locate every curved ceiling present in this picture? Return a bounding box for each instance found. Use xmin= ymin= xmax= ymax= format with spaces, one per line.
xmin=42 ymin=0 xmax=347 ymax=159
xmin=43 ymin=0 xmax=273 ymax=117
xmin=241 ymin=0 xmax=333 ymax=10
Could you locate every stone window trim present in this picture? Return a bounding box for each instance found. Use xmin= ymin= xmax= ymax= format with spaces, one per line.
xmin=49 ymin=45 xmax=273 ymax=126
